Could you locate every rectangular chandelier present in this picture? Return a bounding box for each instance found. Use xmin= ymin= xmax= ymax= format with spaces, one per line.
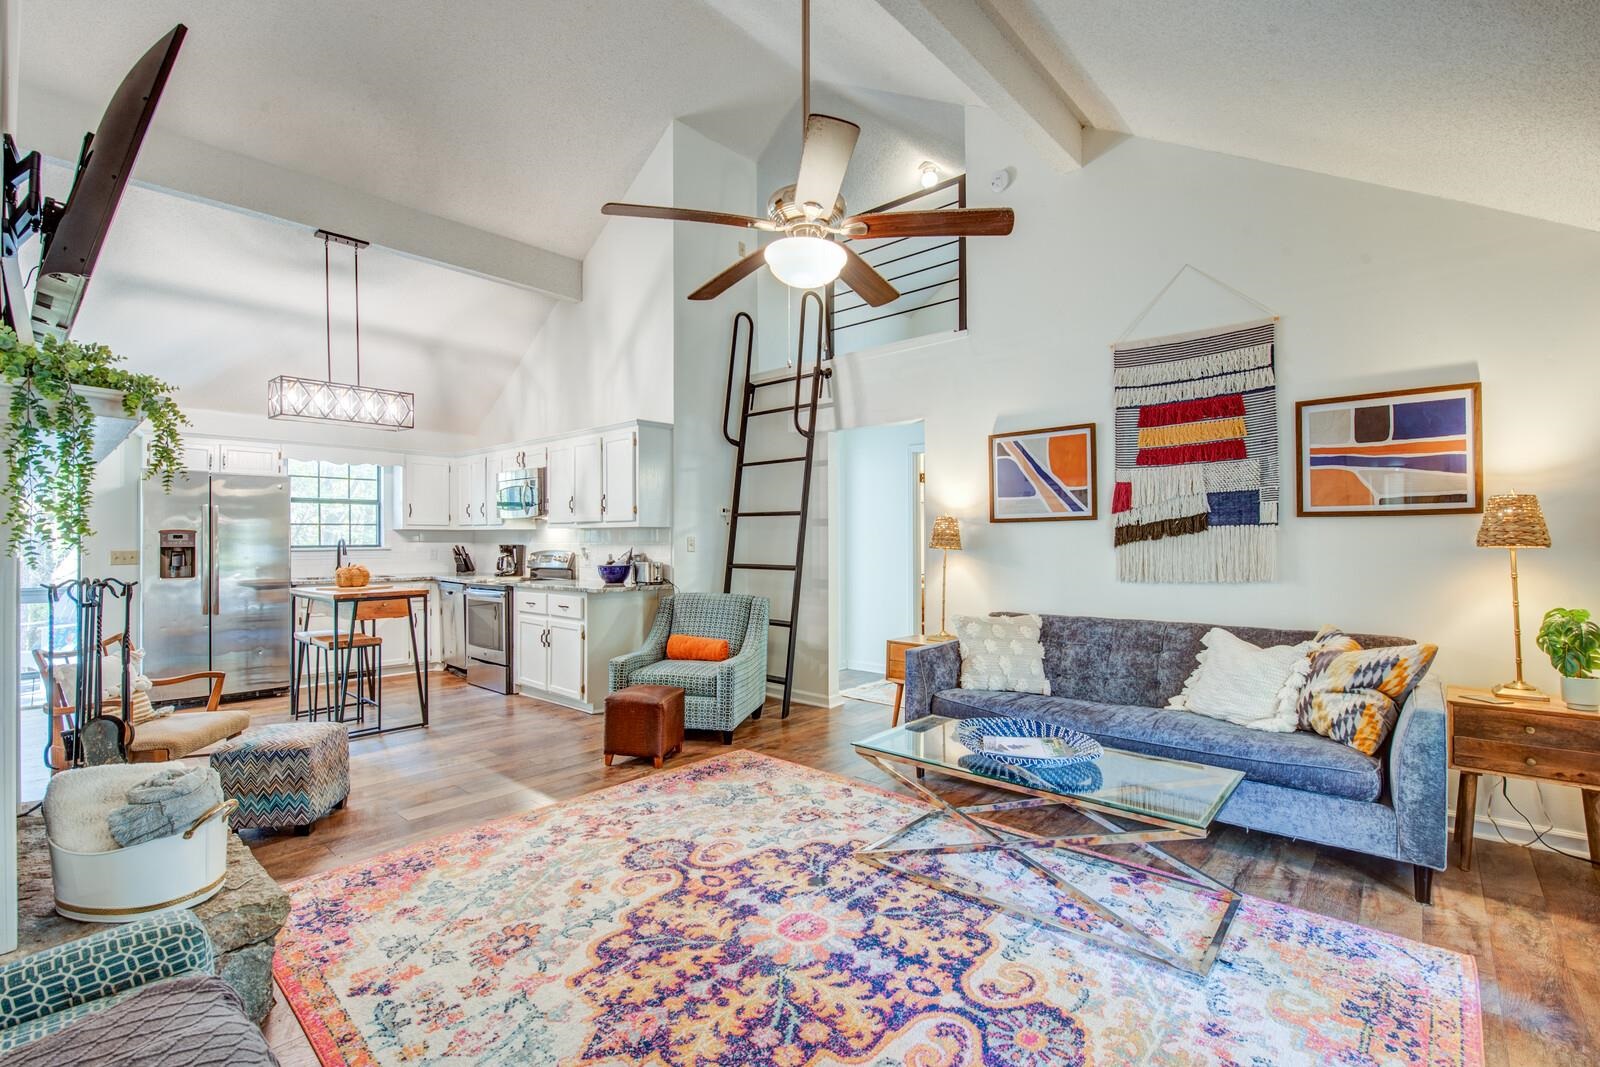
xmin=267 ymin=374 xmax=415 ymax=431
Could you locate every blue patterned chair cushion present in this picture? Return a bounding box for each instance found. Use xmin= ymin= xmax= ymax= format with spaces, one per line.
xmin=630 ymin=659 xmax=723 ymax=699
xmin=0 ymin=910 xmax=213 ymax=1052
xmin=667 ymin=592 xmax=753 ymax=653
xmin=210 ymin=722 xmax=349 ymax=831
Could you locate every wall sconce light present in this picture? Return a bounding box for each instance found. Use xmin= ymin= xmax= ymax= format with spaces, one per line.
xmin=918 ymin=161 xmax=941 ymax=189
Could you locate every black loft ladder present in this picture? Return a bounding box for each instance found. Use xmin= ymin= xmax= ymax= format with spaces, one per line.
xmin=722 ymin=293 xmax=831 ymax=719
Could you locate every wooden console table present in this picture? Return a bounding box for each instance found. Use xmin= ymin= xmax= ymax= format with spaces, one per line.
xmin=1445 ymin=685 xmax=1600 ymax=870
xmin=883 ymin=634 xmax=954 ymax=727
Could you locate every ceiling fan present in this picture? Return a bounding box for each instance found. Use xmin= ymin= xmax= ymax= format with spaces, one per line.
xmin=599 ymin=0 xmax=1014 ymax=307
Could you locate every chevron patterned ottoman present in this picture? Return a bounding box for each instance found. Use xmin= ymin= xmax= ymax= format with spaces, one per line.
xmin=210 ymin=723 xmax=349 ymax=835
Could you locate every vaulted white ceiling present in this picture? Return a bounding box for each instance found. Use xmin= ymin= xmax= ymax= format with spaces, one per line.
xmin=991 ymin=0 xmax=1600 ymax=232
xmin=15 ymin=0 xmax=1598 ymax=439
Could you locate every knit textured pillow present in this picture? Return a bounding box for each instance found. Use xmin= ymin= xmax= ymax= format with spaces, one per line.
xmin=1166 ymin=627 xmax=1314 ymax=732
xmin=666 ymin=634 xmax=729 ymax=662
xmin=1297 ymin=641 xmax=1437 ymax=755
xmin=954 ymin=614 xmax=1050 ymax=695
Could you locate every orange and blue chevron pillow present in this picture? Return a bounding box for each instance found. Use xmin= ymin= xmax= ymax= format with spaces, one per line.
xmin=1297 ymin=639 xmax=1437 ymax=755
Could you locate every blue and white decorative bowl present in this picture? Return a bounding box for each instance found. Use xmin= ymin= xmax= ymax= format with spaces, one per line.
xmin=953 ymin=716 xmax=1102 ymax=769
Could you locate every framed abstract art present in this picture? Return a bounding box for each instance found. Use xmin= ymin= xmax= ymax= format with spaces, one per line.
xmin=989 ymin=423 xmax=1097 ymax=522
xmin=1294 ymin=382 xmax=1483 ymax=516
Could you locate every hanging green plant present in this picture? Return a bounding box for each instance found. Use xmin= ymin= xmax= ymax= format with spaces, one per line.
xmin=1 ymin=325 xmax=188 ymax=565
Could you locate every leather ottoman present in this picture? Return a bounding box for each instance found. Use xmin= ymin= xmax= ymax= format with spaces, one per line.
xmin=605 ymin=685 xmax=685 ymax=768
xmin=210 ymin=722 xmax=349 ymax=835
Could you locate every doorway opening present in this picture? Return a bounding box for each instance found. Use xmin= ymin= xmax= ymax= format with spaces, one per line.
xmin=833 ymin=420 xmax=926 ymax=706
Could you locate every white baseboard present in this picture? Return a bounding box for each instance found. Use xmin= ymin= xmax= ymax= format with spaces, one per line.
xmin=1448 ymin=809 xmax=1591 ymax=860
xmin=841 ymin=658 xmax=883 ymax=674
xmin=768 ymin=683 xmax=841 ymax=709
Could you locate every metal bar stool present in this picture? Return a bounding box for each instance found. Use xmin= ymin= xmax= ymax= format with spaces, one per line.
xmin=318 ymin=597 xmax=406 ymax=725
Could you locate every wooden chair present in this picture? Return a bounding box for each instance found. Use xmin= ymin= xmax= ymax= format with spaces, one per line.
xmin=30 ymin=635 xmax=243 ymax=768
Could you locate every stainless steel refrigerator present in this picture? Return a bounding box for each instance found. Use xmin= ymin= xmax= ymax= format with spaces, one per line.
xmin=141 ymin=471 xmax=291 ymax=701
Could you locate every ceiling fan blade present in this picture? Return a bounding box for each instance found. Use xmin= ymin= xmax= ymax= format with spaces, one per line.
xmin=839 ymin=245 xmax=899 ymax=307
xmin=602 ymin=202 xmax=774 ymax=230
xmin=844 ymin=207 xmax=1015 ymax=239
xmin=792 ymin=114 xmax=860 ymax=214
xmin=688 ymin=247 xmax=769 ymax=301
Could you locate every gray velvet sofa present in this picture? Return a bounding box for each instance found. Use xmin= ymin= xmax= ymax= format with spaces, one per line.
xmin=901 ymin=614 xmax=1447 ymax=903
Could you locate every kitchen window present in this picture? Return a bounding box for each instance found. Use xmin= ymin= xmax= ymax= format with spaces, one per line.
xmin=288 ymin=460 xmax=383 ymax=548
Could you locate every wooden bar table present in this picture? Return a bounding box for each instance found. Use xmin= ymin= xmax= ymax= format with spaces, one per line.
xmin=289 ymin=584 xmax=431 ymax=737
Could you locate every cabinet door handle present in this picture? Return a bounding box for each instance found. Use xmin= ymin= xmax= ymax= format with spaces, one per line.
xmin=568 ymin=496 xmax=575 ymax=514
xmin=600 ymin=493 xmax=607 ymax=515
xmin=1525 ymin=756 xmax=1538 ymax=767
xmin=407 ymin=502 xmax=413 ymax=519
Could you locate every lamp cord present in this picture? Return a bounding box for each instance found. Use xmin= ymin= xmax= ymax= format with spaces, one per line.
xmin=1486 ymin=775 xmax=1589 ymax=861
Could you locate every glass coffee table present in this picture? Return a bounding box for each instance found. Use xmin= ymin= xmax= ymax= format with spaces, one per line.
xmin=853 ymin=715 xmax=1245 ymax=976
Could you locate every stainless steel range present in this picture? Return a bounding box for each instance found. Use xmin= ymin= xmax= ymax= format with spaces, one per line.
xmin=464 ymin=584 xmax=513 ymax=693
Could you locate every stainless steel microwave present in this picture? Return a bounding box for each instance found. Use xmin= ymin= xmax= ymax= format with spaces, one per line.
xmin=496 ymin=468 xmax=542 ymax=518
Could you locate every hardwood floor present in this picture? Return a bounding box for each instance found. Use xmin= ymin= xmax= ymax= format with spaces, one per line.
xmin=244 ymin=672 xmax=1599 ymax=1066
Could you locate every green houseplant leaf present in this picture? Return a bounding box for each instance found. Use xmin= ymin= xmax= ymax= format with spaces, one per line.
xmin=1 ymin=325 xmax=188 ymax=565
xmin=1534 ymin=607 xmax=1600 ymax=679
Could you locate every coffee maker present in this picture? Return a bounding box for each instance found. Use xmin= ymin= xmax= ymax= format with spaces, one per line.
xmin=494 ymin=544 xmax=526 ymax=577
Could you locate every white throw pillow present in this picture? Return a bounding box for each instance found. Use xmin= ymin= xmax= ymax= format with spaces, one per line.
xmin=954 ymin=614 xmax=1051 ymax=695
xmin=1166 ymin=627 xmax=1313 ymax=732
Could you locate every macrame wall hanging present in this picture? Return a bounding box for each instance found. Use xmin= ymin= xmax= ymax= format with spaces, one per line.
xmin=1110 ymin=266 xmax=1279 ymax=583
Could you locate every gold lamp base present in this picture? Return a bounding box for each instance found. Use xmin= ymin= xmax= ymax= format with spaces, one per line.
xmin=1492 ymin=679 xmax=1549 ymax=702
xmin=927 ymin=630 xmax=956 ymax=642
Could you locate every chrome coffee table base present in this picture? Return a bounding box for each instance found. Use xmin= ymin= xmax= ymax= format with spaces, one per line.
xmin=855 ymin=752 xmax=1241 ymax=977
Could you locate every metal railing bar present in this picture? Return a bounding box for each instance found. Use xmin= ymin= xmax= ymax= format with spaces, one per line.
xmin=834 ymin=257 xmax=959 ymax=299
xmin=860 ymin=238 xmax=959 ymax=271
xmin=832 ymin=275 xmax=960 ymax=316
xmin=833 ymin=296 xmax=961 ymax=331
xmin=853 ymin=177 xmax=963 ymax=214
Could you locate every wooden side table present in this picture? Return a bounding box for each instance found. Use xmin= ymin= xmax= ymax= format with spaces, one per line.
xmin=884 ymin=634 xmax=954 ymax=727
xmin=1445 ymin=685 xmax=1600 ymax=870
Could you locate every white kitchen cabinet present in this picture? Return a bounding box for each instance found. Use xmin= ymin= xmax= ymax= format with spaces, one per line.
xmin=573 ymin=436 xmax=603 ymax=523
xmin=545 ymin=441 xmax=577 ymax=525
xmin=546 ymin=618 xmax=585 ymax=701
xmin=398 ymin=458 xmax=453 ymax=527
xmin=512 ymin=589 xmax=659 ymax=714
xmin=180 ymin=443 xmax=217 ymax=471
xmin=217 ymin=442 xmax=282 ymax=475
xmin=515 ymin=616 xmax=548 ymax=690
xmin=450 ymin=455 xmax=500 ymax=527
xmin=600 ymin=430 xmax=636 ymax=525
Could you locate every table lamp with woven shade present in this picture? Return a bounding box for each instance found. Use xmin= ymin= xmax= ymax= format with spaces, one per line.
xmin=929 ymin=515 xmax=962 ymax=641
xmin=1477 ymin=493 xmax=1551 ymax=700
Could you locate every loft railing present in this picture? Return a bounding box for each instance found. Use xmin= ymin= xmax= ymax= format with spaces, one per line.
xmin=826 ymin=174 xmax=966 ymax=357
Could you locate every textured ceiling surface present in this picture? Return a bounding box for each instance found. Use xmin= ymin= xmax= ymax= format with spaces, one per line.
xmin=1009 ymin=0 xmax=1600 ymax=231
xmin=51 ymin=164 xmax=557 ymax=436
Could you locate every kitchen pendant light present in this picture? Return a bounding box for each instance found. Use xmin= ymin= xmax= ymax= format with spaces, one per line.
xmin=267 ymin=230 xmax=415 ymax=431
xmin=763 ymin=235 xmax=846 ymax=290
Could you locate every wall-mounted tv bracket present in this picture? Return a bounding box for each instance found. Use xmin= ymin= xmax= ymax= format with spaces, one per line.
xmin=1 ymin=134 xmax=42 ymax=340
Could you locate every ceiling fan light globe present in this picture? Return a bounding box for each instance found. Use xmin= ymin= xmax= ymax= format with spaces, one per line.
xmin=764 ymin=236 xmax=846 ymax=290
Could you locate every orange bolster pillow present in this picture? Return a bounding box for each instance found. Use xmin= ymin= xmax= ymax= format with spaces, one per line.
xmin=667 ymin=635 xmax=730 ymax=662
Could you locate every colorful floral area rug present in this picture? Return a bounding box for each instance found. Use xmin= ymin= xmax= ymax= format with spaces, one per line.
xmin=274 ymin=751 xmax=1482 ymax=1066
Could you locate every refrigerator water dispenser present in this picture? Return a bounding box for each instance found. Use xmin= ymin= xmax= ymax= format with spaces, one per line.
xmin=158 ymin=529 xmax=197 ymax=579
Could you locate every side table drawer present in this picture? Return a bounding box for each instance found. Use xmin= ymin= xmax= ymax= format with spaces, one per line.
xmin=1453 ymin=705 xmax=1600 ymax=749
xmin=1452 ymin=735 xmax=1600 ymax=787
xmin=885 ymin=642 xmax=909 ymax=683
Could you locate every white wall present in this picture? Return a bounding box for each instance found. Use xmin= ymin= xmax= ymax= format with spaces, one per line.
xmin=669 ymin=122 xmax=759 ymax=594
xmin=836 ymin=421 xmax=924 ymax=671
xmin=479 ymin=128 xmax=676 ymax=446
xmin=810 ymin=113 xmax=1600 ymax=845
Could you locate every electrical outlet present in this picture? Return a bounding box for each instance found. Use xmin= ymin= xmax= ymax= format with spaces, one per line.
xmin=686 ymin=535 xmax=696 ymax=553
xmin=110 ymin=550 xmax=139 ymax=566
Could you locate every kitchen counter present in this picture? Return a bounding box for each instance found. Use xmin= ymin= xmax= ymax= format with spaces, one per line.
xmin=293 ymin=573 xmax=666 ymax=595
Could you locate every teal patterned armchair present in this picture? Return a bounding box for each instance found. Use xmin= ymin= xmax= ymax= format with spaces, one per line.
xmin=0 ymin=910 xmax=213 ymax=1052
xmin=609 ymin=593 xmax=770 ymax=742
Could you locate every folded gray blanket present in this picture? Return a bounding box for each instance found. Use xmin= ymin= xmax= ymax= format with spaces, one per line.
xmin=107 ymin=766 xmax=225 ymax=848
xmin=0 ymin=976 xmax=278 ymax=1066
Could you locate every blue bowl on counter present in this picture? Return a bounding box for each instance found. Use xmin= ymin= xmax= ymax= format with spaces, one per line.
xmin=597 ymin=564 xmax=632 ymax=585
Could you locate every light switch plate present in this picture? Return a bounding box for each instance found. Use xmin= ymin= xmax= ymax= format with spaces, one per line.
xmin=110 ymin=550 xmax=139 ymax=566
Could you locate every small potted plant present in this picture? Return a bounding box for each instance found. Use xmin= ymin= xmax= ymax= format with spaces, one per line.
xmin=1535 ymin=607 xmax=1600 ymax=711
